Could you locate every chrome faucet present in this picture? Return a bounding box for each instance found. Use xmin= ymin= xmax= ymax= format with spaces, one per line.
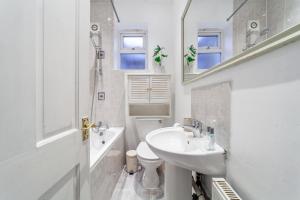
xmin=183 ymin=119 xmax=204 ymax=138
xmin=191 ymin=119 xmax=203 ymax=137
xmin=92 ymin=121 xmax=109 ymax=136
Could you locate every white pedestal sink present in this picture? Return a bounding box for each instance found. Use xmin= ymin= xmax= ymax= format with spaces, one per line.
xmin=146 ymin=127 xmax=226 ymax=200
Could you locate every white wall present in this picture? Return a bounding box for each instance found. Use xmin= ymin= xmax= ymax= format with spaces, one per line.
xmin=173 ymin=0 xmax=300 ymax=199
xmin=114 ymin=0 xmax=174 ymax=74
xmin=114 ymin=0 xmax=175 ymax=150
xmin=184 ymin=0 xmax=233 ymax=73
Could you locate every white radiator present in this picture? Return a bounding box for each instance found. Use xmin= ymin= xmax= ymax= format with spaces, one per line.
xmin=212 ymin=178 xmax=241 ymax=200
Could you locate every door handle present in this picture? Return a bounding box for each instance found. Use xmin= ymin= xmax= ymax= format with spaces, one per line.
xmin=81 ymin=117 xmax=95 ymax=141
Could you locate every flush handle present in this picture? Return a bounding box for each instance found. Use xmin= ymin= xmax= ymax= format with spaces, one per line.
xmin=81 ymin=117 xmax=95 ymax=141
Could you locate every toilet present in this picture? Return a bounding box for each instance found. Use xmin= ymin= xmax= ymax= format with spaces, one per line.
xmin=135 ymin=118 xmax=163 ymax=189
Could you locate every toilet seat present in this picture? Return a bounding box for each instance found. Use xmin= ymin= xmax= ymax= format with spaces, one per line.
xmin=137 ymin=142 xmax=159 ymax=161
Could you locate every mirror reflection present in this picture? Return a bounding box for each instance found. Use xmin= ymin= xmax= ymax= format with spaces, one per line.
xmin=183 ymin=0 xmax=300 ymax=82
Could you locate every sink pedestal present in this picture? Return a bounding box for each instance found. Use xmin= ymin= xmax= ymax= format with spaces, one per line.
xmin=164 ymin=162 xmax=192 ymax=200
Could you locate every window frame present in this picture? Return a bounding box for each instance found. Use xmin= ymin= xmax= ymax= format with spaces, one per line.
xmin=119 ymin=30 xmax=148 ymax=71
xmin=196 ymin=29 xmax=223 ymax=72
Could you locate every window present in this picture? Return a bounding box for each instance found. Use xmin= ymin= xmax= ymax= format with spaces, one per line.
xmin=197 ymin=30 xmax=222 ymax=70
xmin=119 ymin=31 xmax=147 ymax=70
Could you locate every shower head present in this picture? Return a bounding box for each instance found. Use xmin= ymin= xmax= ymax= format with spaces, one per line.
xmin=90 ymin=23 xmax=101 ymax=49
xmin=90 ymin=23 xmax=100 ymax=33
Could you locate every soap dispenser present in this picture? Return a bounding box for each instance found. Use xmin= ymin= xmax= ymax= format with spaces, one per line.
xmin=207 ymin=128 xmax=215 ymax=151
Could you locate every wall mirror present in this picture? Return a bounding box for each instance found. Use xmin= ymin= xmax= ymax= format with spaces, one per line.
xmin=182 ymin=0 xmax=300 ymax=83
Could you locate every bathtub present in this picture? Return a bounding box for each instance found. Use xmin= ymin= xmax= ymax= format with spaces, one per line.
xmin=90 ymin=127 xmax=125 ymax=200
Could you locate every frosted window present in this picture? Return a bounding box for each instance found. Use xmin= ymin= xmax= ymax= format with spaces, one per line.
xmin=197 ymin=53 xmax=221 ymax=69
xmin=198 ymin=35 xmax=219 ymax=48
xmin=120 ymin=31 xmax=147 ymax=70
xmin=123 ymin=36 xmax=144 ymax=49
xmin=120 ymin=53 xmax=146 ymax=70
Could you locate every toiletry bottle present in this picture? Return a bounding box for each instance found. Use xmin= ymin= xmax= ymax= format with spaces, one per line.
xmin=207 ymin=128 xmax=215 ymax=151
xmin=206 ymin=126 xmax=211 ymax=137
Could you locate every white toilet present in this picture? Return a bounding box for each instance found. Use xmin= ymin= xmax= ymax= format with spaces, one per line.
xmin=135 ymin=118 xmax=163 ymax=189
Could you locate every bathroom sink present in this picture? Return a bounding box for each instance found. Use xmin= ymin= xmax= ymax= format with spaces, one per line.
xmin=146 ymin=127 xmax=225 ymax=175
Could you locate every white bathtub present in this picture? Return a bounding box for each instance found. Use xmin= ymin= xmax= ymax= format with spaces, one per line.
xmin=90 ymin=127 xmax=125 ymax=169
xmin=90 ymin=127 xmax=125 ymax=200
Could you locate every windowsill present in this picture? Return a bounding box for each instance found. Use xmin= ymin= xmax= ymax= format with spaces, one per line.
xmin=189 ymin=69 xmax=209 ymax=74
xmin=112 ymin=68 xmax=150 ymax=73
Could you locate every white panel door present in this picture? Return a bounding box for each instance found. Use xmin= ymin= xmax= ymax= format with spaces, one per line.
xmin=149 ymin=75 xmax=170 ymax=104
xmin=0 ymin=0 xmax=91 ymax=199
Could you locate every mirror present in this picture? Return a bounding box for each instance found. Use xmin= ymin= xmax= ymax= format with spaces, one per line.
xmin=182 ymin=0 xmax=300 ymax=83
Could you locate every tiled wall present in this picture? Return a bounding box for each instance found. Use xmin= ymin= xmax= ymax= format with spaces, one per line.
xmin=191 ymin=82 xmax=231 ymax=152
xmin=267 ymin=0 xmax=285 ymax=38
xmin=233 ymin=0 xmax=267 ymax=55
xmin=191 ymin=82 xmax=231 ymax=196
xmin=90 ymin=0 xmax=125 ymax=127
xmin=90 ymin=132 xmax=125 ymax=200
xmin=267 ymin=0 xmax=300 ymax=37
xmin=233 ymin=0 xmax=300 ymax=55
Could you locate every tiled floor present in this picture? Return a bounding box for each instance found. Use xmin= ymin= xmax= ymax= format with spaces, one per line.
xmin=111 ymin=168 xmax=165 ymax=200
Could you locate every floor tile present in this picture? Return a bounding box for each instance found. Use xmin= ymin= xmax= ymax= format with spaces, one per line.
xmin=111 ymin=168 xmax=165 ymax=200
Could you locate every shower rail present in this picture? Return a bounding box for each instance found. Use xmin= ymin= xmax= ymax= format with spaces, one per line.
xmin=226 ymin=0 xmax=248 ymax=22
xmin=110 ymin=0 xmax=120 ymax=23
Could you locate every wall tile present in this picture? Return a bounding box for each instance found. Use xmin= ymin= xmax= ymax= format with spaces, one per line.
xmin=90 ymin=0 xmax=125 ymax=127
xmin=233 ymin=0 xmax=300 ymax=55
xmin=267 ymin=0 xmax=285 ymax=37
xmin=191 ymin=82 xmax=231 ymax=151
xmin=233 ymin=0 xmax=267 ymax=55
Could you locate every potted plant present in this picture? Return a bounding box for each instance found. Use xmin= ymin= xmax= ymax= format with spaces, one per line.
xmin=184 ymin=45 xmax=196 ymax=73
xmin=153 ymin=45 xmax=168 ymax=73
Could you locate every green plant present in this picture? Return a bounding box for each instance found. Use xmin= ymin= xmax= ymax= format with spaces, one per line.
xmin=153 ymin=45 xmax=168 ymax=66
xmin=184 ymin=45 xmax=196 ymax=66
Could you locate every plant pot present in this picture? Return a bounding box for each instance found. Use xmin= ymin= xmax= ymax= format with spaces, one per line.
xmin=184 ymin=64 xmax=193 ymax=73
xmin=154 ymin=65 xmax=166 ymax=73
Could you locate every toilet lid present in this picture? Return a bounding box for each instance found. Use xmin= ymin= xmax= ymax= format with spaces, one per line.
xmin=137 ymin=142 xmax=159 ymax=161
